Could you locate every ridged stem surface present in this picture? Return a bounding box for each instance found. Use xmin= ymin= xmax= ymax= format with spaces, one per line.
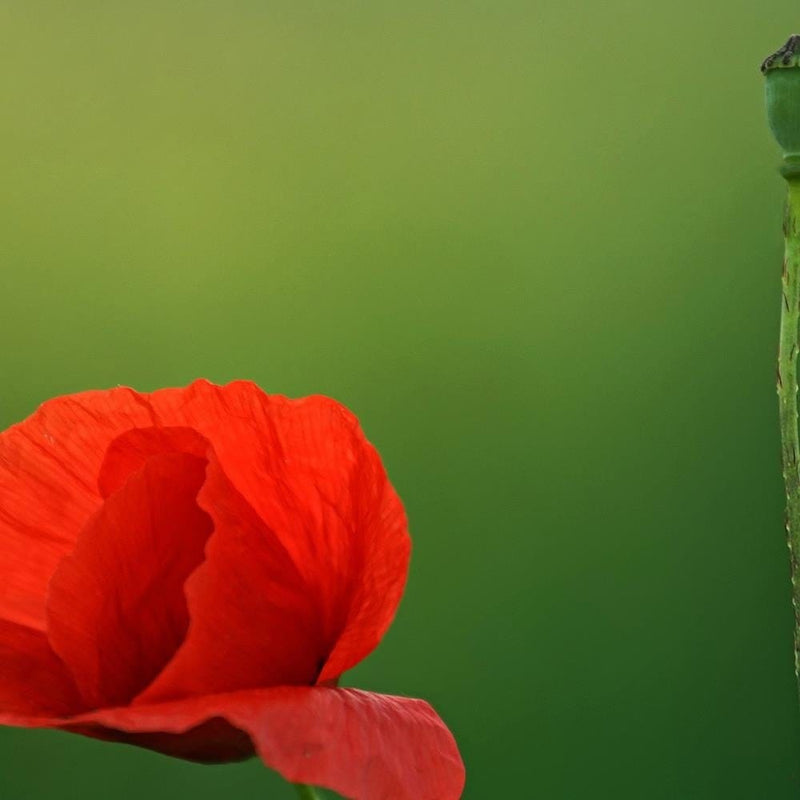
xmin=779 ymin=180 xmax=800 ymax=693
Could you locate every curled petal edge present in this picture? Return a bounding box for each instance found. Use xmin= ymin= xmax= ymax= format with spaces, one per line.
xmin=0 ymin=687 xmax=464 ymax=800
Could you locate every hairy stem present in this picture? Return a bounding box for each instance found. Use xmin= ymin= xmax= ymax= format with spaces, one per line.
xmin=293 ymin=784 xmax=322 ymax=800
xmin=779 ymin=179 xmax=800 ymax=694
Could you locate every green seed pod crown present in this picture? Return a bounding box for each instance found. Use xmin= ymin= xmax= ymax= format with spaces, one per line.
xmin=763 ymin=36 xmax=800 ymax=179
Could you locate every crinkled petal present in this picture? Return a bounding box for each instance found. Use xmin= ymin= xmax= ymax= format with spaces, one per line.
xmin=136 ymin=452 xmax=323 ymax=701
xmin=148 ymin=380 xmax=411 ymax=680
xmin=0 ymin=620 xmax=82 ymax=717
xmin=97 ymin=426 xmax=209 ymax=498
xmin=6 ymin=687 xmax=465 ymax=800
xmin=230 ymin=687 xmax=465 ymax=800
xmin=0 ymin=389 xmax=156 ymax=630
xmin=46 ymin=452 xmax=213 ymax=709
xmin=1 ymin=380 xmax=410 ymax=707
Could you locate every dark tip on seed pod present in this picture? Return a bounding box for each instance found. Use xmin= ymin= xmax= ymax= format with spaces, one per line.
xmin=762 ymin=35 xmax=800 ymax=73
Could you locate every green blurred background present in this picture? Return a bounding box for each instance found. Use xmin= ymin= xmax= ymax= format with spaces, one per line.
xmin=1 ymin=1 xmax=799 ymax=797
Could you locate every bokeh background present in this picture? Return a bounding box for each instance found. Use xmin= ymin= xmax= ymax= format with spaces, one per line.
xmin=1 ymin=1 xmax=799 ymax=798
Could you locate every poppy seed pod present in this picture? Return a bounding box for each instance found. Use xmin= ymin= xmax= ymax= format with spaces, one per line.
xmin=763 ymin=35 xmax=800 ymax=179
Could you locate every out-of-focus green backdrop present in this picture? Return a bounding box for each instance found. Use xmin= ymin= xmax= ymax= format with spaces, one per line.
xmin=1 ymin=2 xmax=799 ymax=798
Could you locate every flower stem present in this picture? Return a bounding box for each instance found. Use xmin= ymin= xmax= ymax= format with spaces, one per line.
xmin=293 ymin=784 xmax=322 ymax=800
xmin=779 ymin=179 xmax=800 ymax=696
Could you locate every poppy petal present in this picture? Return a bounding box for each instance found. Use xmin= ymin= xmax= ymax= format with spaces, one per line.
xmin=135 ymin=452 xmax=323 ymax=701
xmin=66 ymin=715 xmax=255 ymax=764
xmin=0 ymin=388 xmax=156 ymax=631
xmin=46 ymin=452 xmax=213 ymax=709
xmin=228 ymin=687 xmax=465 ymax=800
xmin=97 ymin=426 xmax=209 ymax=498
xmin=13 ymin=687 xmax=464 ymax=800
xmin=0 ymin=620 xmax=81 ymax=716
xmin=148 ymin=380 xmax=411 ymax=680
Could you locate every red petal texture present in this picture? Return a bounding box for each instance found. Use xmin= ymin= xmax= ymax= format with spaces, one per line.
xmin=0 ymin=381 xmax=409 ymax=680
xmin=146 ymin=382 xmax=411 ymax=681
xmin=0 ymin=620 xmax=81 ymax=716
xmin=136 ymin=450 xmax=324 ymax=701
xmin=0 ymin=389 xmax=155 ymax=630
xmin=57 ymin=688 xmax=463 ymax=800
xmin=46 ymin=452 xmax=213 ymax=709
xmin=97 ymin=426 xmax=209 ymax=498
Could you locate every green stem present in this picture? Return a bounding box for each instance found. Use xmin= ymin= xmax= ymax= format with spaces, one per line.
xmin=779 ymin=179 xmax=800 ymax=695
xmin=293 ymin=784 xmax=322 ymax=800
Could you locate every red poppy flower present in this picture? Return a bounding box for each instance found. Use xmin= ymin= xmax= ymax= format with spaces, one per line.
xmin=0 ymin=380 xmax=464 ymax=799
